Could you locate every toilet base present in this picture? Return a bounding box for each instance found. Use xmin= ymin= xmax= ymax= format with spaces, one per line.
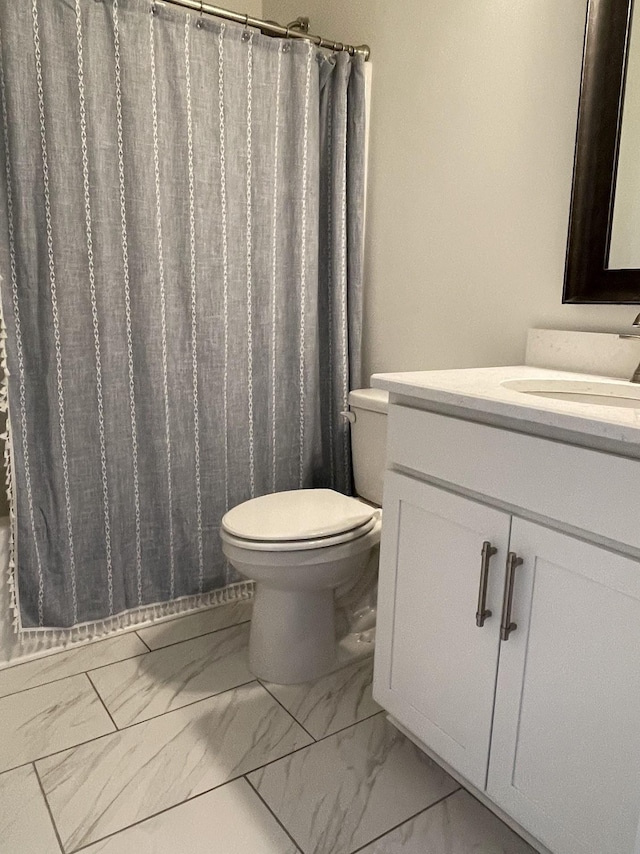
xmin=249 ymin=584 xmax=336 ymax=684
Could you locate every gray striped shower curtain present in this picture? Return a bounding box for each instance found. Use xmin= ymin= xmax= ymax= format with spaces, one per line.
xmin=0 ymin=0 xmax=365 ymax=633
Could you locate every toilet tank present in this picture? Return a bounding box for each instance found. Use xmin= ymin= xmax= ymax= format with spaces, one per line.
xmin=347 ymin=388 xmax=389 ymax=505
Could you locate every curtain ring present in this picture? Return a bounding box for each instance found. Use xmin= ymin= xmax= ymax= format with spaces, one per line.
xmin=196 ymin=0 xmax=204 ymax=28
xmin=241 ymin=13 xmax=252 ymax=41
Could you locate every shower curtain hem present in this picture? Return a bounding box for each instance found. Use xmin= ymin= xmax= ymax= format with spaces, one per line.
xmin=10 ymin=579 xmax=255 ymax=642
xmin=12 ymin=563 xmax=254 ymax=646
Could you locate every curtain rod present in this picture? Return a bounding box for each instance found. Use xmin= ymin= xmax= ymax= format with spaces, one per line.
xmin=154 ymin=0 xmax=371 ymax=60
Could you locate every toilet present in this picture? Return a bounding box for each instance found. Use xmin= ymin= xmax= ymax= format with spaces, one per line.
xmin=220 ymin=388 xmax=389 ymax=684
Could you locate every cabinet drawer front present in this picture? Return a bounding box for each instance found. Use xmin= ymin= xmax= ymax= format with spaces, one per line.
xmin=387 ymin=405 xmax=640 ymax=552
xmin=374 ymin=472 xmax=510 ymax=790
xmin=488 ymin=519 xmax=640 ymax=854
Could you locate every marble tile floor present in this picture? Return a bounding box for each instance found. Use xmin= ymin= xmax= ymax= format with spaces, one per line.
xmin=0 ymin=600 xmax=537 ymax=854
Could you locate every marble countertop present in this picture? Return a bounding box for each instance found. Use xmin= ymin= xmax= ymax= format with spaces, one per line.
xmin=371 ymin=365 xmax=640 ymax=456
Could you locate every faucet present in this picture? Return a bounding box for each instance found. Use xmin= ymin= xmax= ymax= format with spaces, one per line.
xmin=620 ymin=313 xmax=640 ymax=383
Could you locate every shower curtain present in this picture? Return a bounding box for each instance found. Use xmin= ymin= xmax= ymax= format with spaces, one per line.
xmin=0 ymin=0 xmax=365 ymax=634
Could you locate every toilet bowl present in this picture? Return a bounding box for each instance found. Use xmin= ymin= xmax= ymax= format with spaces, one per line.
xmin=221 ymin=489 xmax=382 ymax=684
xmin=221 ymin=388 xmax=389 ymax=685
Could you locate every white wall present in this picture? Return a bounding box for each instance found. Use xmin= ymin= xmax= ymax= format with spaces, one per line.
xmin=264 ymin=0 xmax=633 ymax=379
xmin=244 ymin=0 xmax=263 ymax=17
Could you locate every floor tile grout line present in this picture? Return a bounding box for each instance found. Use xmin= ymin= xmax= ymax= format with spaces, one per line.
xmin=0 ymin=652 xmax=149 ymax=702
xmin=20 ymin=701 xmax=482 ymax=854
xmin=314 ymin=708 xmax=384 ymax=742
xmin=85 ymin=671 xmax=119 ymax=732
xmin=80 ymin=679 xmax=379 ymax=757
xmin=0 ymin=614 xmax=367 ymax=707
xmin=113 ymin=677 xmax=261 ymax=728
xmin=87 ymin=651 xmax=151 ymax=676
xmin=23 ymin=705 xmax=428 ymax=853
xmin=87 ymin=621 xmax=252 ymax=675
xmin=67 ymin=776 xmax=265 ymax=854
xmin=257 ymin=681 xmax=386 ymax=744
xmin=255 ymin=654 xmax=377 ymax=742
xmin=32 ymin=761 xmax=66 ymax=854
xmin=134 ymin=631 xmax=152 ymax=652
xmin=1 ymin=682 xmax=385 ymax=781
xmin=0 ymin=634 xmax=368 ymax=697
xmin=66 ymin=760 xmax=308 ymax=853
xmin=56 ymin=750 xmax=463 ymax=854
xmin=72 ymin=733 xmax=461 ymax=854
xmin=227 ymin=710 xmax=387 ymax=781
xmin=347 ymin=787 xmax=463 ymax=854
xmin=5 ymin=680 xmax=263 ymax=778
xmin=27 ymin=712 xmax=388 ymax=845
xmin=4 ymin=734 xmax=115 ymax=780
xmin=244 ymin=774 xmax=304 ymax=853
xmin=0 ymin=633 xmax=146 ymax=677
xmin=60 ymin=741 xmax=321 ymax=854
xmin=133 ymin=617 xmax=252 ymax=653
xmin=1 ymin=646 xmax=375 ymax=757
xmin=0 ymin=611 xmax=252 ymax=698
xmin=1 ymin=608 xmax=500 ymax=854
xmin=66 ymin=772 xmax=305 ymax=854
xmin=67 ymin=772 xmax=269 ymax=851
xmin=258 ymin=679 xmax=317 ymax=742
xmin=80 ymin=705 xmax=381 ymax=782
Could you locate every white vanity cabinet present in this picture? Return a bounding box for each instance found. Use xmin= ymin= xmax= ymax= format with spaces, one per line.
xmin=373 ymin=402 xmax=640 ymax=854
xmin=489 ymin=518 xmax=640 ymax=854
xmin=374 ymin=472 xmax=510 ymax=791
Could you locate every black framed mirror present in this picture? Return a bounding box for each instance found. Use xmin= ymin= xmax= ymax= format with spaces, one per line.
xmin=564 ymin=0 xmax=640 ymax=302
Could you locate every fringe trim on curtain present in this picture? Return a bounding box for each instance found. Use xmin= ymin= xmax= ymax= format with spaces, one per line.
xmin=10 ymin=580 xmax=254 ymax=646
xmin=0 ymin=301 xmax=20 ymax=638
xmin=0 ymin=295 xmax=255 ymax=645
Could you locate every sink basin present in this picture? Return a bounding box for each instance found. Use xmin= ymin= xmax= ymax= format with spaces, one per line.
xmin=501 ymin=379 xmax=640 ymax=408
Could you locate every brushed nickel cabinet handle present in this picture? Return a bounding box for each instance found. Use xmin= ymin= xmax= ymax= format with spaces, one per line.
xmin=500 ymin=552 xmax=523 ymax=641
xmin=476 ymin=541 xmax=497 ymax=627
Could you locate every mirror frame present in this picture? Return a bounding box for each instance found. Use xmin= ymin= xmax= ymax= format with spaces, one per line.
xmin=564 ymin=0 xmax=640 ymax=303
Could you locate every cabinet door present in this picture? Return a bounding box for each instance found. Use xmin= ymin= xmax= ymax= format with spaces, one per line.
xmin=373 ymin=472 xmax=511 ymax=790
xmin=488 ymin=519 xmax=640 ymax=854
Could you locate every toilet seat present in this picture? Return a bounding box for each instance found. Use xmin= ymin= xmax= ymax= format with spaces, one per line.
xmin=221 ymin=512 xmax=379 ymax=552
xmin=221 ymin=489 xmax=377 ymax=550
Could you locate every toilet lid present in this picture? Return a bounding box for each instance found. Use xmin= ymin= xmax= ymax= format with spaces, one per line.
xmin=221 ymin=514 xmax=379 ymax=552
xmin=221 ymin=489 xmax=376 ymax=542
